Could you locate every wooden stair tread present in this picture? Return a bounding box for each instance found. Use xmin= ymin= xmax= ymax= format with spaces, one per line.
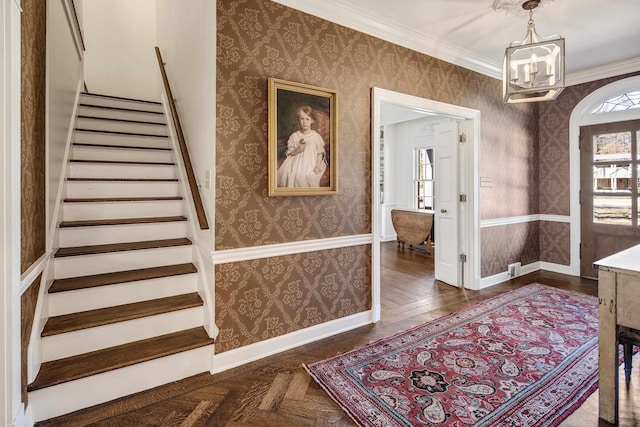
xmin=69 ymin=159 xmax=175 ymax=166
xmin=54 ymin=237 xmax=191 ymax=258
xmin=79 ymin=103 xmax=164 ymax=115
xmin=66 ymin=177 xmax=178 ymax=182
xmin=73 ymin=142 xmax=171 ymax=151
xmin=81 ymin=92 xmax=162 ymax=105
xmin=49 ymin=263 xmax=197 ymax=293
xmin=77 ymin=115 xmax=167 ymax=126
xmin=60 ymin=216 xmax=187 ymax=228
xmin=42 ymin=293 xmax=204 ymax=337
xmin=28 ymin=327 xmax=213 ymax=392
xmin=75 ymin=128 xmax=168 ymax=138
xmin=63 ymin=196 xmax=182 ymax=202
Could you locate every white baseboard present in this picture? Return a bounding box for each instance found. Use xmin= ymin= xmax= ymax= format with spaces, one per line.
xmin=539 ymin=261 xmax=576 ymax=276
xmin=211 ymin=311 xmax=372 ymax=374
xmin=12 ymin=404 xmax=31 ymax=427
xmin=478 ymin=260 xmax=579 ymax=289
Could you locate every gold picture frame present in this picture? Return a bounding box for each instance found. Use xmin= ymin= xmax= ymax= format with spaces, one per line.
xmin=268 ymin=78 xmax=338 ymax=196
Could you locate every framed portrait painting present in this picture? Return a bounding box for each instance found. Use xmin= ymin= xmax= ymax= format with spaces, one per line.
xmin=268 ymin=78 xmax=338 ymax=196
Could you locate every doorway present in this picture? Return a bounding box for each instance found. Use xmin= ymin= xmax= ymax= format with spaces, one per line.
xmin=580 ymin=119 xmax=640 ymax=278
xmin=569 ymin=76 xmax=640 ymax=277
xmin=370 ymin=88 xmax=480 ymax=323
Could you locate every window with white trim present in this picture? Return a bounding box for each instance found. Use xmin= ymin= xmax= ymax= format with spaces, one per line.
xmin=414 ymin=148 xmax=434 ymax=210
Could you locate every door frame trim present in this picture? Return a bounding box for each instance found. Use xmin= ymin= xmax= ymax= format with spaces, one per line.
xmin=569 ymin=76 xmax=640 ymax=276
xmin=370 ymin=88 xmax=481 ymax=322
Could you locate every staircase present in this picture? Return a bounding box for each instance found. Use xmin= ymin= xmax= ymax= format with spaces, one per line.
xmin=28 ymin=93 xmax=214 ymax=422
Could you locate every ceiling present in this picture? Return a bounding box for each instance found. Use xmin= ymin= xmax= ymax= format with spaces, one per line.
xmin=273 ymin=0 xmax=640 ymax=86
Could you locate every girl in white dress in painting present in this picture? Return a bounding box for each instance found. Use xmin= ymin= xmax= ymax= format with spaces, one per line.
xmin=277 ymin=106 xmax=327 ymax=188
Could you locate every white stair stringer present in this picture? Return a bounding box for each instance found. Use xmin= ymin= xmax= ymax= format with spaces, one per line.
xmin=29 ymin=344 xmax=214 ymax=423
xmin=28 ymin=92 xmax=214 ymax=423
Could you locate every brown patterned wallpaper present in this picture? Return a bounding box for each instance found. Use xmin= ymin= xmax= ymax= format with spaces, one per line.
xmin=215 ymin=0 xmax=539 ymax=352
xmin=481 ymin=222 xmax=540 ymax=278
xmin=216 ymin=0 xmax=540 ymax=351
xmin=215 ymin=246 xmax=370 ymax=352
xmin=21 ymin=0 xmax=47 ymax=273
xmin=539 ymin=221 xmax=570 ymax=266
xmin=216 ymin=0 xmax=538 ymax=250
xmin=21 ymin=274 xmax=41 ymax=405
xmin=537 ymin=70 xmax=640 ymax=265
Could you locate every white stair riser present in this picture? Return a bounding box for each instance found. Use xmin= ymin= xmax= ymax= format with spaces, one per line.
xmin=59 ymin=222 xmax=188 ymax=247
xmin=76 ymin=117 xmax=168 ymax=136
xmin=69 ymin=163 xmax=176 ymax=180
xmin=54 ymin=245 xmax=193 ymax=278
xmin=79 ymin=95 xmax=163 ymax=113
xmin=42 ymin=307 xmax=204 ymax=362
xmin=48 ymin=274 xmax=198 ymax=316
xmin=75 ymin=131 xmax=170 ymax=149
xmin=72 ymin=145 xmax=173 ymax=163
xmin=78 ymin=105 xmax=165 ymax=124
xmin=28 ymin=345 xmax=214 ymax=422
xmin=66 ymin=181 xmax=180 ymax=198
xmin=62 ymin=200 xmax=183 ymax=221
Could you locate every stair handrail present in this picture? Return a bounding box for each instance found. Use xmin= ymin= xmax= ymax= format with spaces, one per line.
xmin=155 ymin=46 xmax=209 ymax=230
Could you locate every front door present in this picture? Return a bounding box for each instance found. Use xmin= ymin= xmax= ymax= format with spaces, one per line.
xmin=434 ymin=121 xmax=459 ymax=286
xmin=580 ymin=119 xmax=640 ymax=278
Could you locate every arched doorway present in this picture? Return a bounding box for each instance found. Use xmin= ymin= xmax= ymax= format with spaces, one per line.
xmin=569 ymin=76 xmax=640 ymax=277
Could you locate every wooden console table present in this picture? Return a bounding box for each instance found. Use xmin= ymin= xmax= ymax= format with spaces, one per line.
xmin=594 ymin=244 xmax=640 ymax=424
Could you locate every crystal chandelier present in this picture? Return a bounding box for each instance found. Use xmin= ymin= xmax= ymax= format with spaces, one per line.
xmin=502 ymin=0 xmax=565 ymax=103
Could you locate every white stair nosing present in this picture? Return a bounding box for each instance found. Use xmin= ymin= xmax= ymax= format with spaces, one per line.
xmin=28 ymin=344 xmax=214 ymax=422
xmin=48 ymin=274 xmax=198 ymax=316
xmin=42 ymin=307 xmax=204 ymax=362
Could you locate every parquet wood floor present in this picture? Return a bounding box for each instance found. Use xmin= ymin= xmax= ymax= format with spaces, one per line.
xmin=37 ymin=242 xmax=639 ymax=426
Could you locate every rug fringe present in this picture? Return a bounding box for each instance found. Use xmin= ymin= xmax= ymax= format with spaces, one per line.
xmin=302 ymin=363 xmax=365 ymax=427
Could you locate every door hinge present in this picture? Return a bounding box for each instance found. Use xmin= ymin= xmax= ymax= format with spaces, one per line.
xmin=459 ymin=194 xmax=467 ymax=203
xmin=459 ymin=133 xmax=467 ymax=143
xmin=459 ymin=253 xmax=467 ymax=263
xmin=579 ymin=243 xmax=582 ymax=260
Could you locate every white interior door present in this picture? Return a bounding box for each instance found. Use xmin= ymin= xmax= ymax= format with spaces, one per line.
xmin=434 ymin=121 xmax=459 ymax=286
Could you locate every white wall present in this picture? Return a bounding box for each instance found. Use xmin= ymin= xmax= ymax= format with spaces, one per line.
xmin=382 ymin=116 xmax=454 ymax=238
xmin=83 ymin=0 xmax=158 ymax=101
xmin=156 ymin=0 xmax=216 ymax=250
xmin=48 ymin=0 xmax=84 ymax=235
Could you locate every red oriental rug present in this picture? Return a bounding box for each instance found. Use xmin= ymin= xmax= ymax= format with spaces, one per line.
xmin=305 ymin=284 xmax=601 ymax=427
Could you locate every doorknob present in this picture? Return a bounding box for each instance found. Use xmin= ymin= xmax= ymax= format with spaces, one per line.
xmin=440 ymin=208 xmax=447 ymax=213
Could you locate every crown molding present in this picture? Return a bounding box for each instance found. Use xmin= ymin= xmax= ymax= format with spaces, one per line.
xmin=272 ymin=0 xmax=502 ymax=79
xmin=565 ymin=57 xmax=640 ymax=86
xmin=273 ymin=0 xmax=640 ymax=87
